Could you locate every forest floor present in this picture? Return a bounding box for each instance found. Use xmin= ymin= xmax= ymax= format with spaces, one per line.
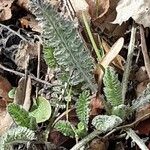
xmin=0 ymin=0 xmax=150 ymax=150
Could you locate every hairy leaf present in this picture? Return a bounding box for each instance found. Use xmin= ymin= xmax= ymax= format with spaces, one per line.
xmin=29 ymin=0 xmax=96 ymax=91
xmin=7 ymin=103 xmax=37 ymax=130
xmin=92 ymin=115 xmax=122 ymax=132
xmin=29 ymin=96 xmax=52 ymax=123
xmin=103 ymin=67 xmax=123 ymax=107
xmin=0 ymin=127 xmax=35 ymax=150
xmin=76 ymin=90 xmax=90 ymax=126
xmin=54 ymin=120 xmax=75 ymax=138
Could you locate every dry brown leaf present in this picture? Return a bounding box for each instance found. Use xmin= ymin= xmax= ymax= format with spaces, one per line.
xmin=136 ymin=80 xmax=149 ymax=97
xmin=135 ymin=66 xmax=149 ymax=83
xmin=19 ymin=14 xmax=42 ymax=32
xmin=16 ymin=0 xmax=29 ymax=9
xmin=90 ymin=94 xmax=104 ymax=116
xmin=135 ymin=104 xmax=150 ymax=135
xmin=0 ymin=0 xmax=14 ymax=21
xmin=113 ymin=0 xmax=150 ymax=28
xmin=0 ymin=75 xmax=12 ymax=107
xmin=94 ymin=37 xmax=124 ymax=87
xmin=87 ymin=0 xmax=128 ymax=38
xmin=101 ymin=38 xmax=125 ymax=70
xmin=89 ymin=138 xmax=109 ymax=150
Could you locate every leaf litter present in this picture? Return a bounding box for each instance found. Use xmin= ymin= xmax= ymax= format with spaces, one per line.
xmin=0 ymin=0 xmax=150 ymax=149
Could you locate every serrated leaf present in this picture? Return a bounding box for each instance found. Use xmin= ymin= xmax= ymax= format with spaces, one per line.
xmin=54 ymin=120 xmax=75 ymax=138
xmin=0 ymin=126 xmax=35 ymax=150
xmin=7 ymin=103 xmax=37 ymax=130
xmin=29 ymin=0 xmax=96 ymax=92
xmin=29 ymin=96 xmax=51 ymax=123
xmin=76 ymin=91 xmax=90 ymax=126
xmin=92 ymin=115 xmax=122 ymax=132
xmin=103 ymin=66 xmax=123 ymax=107
xmin=75 ymin=122 xmax=87 ymax=138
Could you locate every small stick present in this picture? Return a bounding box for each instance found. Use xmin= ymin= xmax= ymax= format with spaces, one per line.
xmin=122 ymin=23 xmax=136 ymax=101
xmin=140 ymin=25 xmax=150 ymax=79
xmin=0 ymin=64 xmax=52 ymax=86
xmin=126 ymin=128 xmax=149 ymax=150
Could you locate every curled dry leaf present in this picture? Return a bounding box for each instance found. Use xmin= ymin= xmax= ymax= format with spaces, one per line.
xmin=19 ymin=14 xmax=42 ymax=33
xmin=0 ymin=0 xmax=14 ymax=21
xmin=113 ymin=0 xmax=150 ymax=28
xmin=86 ymin=0 xmax=128 ymax=37
xmin=94 ymin=37 xmax=124 ymax=86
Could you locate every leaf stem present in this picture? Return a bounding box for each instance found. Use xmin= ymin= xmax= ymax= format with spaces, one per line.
xmin=82 ymin=12 xmax=102 ymax=61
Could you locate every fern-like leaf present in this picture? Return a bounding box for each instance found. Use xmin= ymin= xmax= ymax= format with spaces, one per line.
xmin=29 ymin=0 xmax=96 ymax=91
xmin=0 ymin=127 xmax=35 ymax=150
xmin=103 ymin=67 xmax=123 ymax=107
xmin=76 ymin=91 xmax=90 ymax=126
xmin=54 ymin=120 xmax=75 ymax=138
xmin=7 ymin=103 xmax=37 ymax=130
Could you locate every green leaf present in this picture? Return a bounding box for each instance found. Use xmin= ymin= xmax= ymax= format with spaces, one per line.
xmin=112 ymin=104 xmax=132 ymax=120
xmin=43 ymin=47 xmax=57 ymax=68
xmin=103 ymin=66 xmax=123 ymax=107
xmin=92 ymin=115 xmax=122 ymax=132
xmin=76 ymin=91 xmax=90 ymax=126
xmin=8 ymin=88 xmax=16 ymax=99
xmin=29 ymin=0 xmax=96 ymax=92
xmin=0 ymin=126 xmax=35 ymax=150
xmin=29 ymin=96 xmax=52 ymax=123
xmin=54 ymin=120 xmax=75 ymax=138
xmin=7 ymin=103 xmax=37 ymax=130
xmin=75 ymin=122 xmax=87 ymax=138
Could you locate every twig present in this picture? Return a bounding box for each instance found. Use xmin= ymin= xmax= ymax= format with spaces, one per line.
xmin=0 ymin=23 xmax=27 ymax=41
xmin=140 ymin=25 xmax=150 ymax=79
xmin=126 ymin=128 xmax=149 ymax=150
xmin=23 ymin=76 xmax=32 ymax=111
xmin=71 ymin=112 xmax=150 ymax=150
xmin=36 ymin=39 xmax=42 ymax=98
xmin=0 ymin=64 xmax=53 ymax=86
xmin=122 ymin=23 xmax=137 ymax=101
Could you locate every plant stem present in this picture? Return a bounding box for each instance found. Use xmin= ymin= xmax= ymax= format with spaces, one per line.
xmin=126 ymin=128 xmax=149 ymax=150
xmin=140 ymin=25 xmax=150 ymax=79
xmin=82 ymin=12 xmax=102 ymax=61
xmin=122 ymin=23 xmax=136 ymax=101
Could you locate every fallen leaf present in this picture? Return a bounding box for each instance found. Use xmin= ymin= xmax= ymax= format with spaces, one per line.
xmin=113 ymin=0 xmax=150 ymax=28
xmin=89 ymin=138 xmax=109 ymax=150
xmin=135 ymin=95 xmax=150 ymax=135
xmin=101 ymin=38 xmax=125 ymax=70
xmin=94 ymin=37 xmax=124 ymax=86
xmin=90 ymin=94 xmax=104 ymax=116
xmin=0 ymin=75 xmax=12 ymax=107
xmin=0 ymin=0 xmax=14 ymax=21
xmin=19 ymin=14 xmax=42 ymax=32
xmin=136 ymin=80 xmax=149 ymax=97
xmin=135 ymin=66 xmax=149 ymax=83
